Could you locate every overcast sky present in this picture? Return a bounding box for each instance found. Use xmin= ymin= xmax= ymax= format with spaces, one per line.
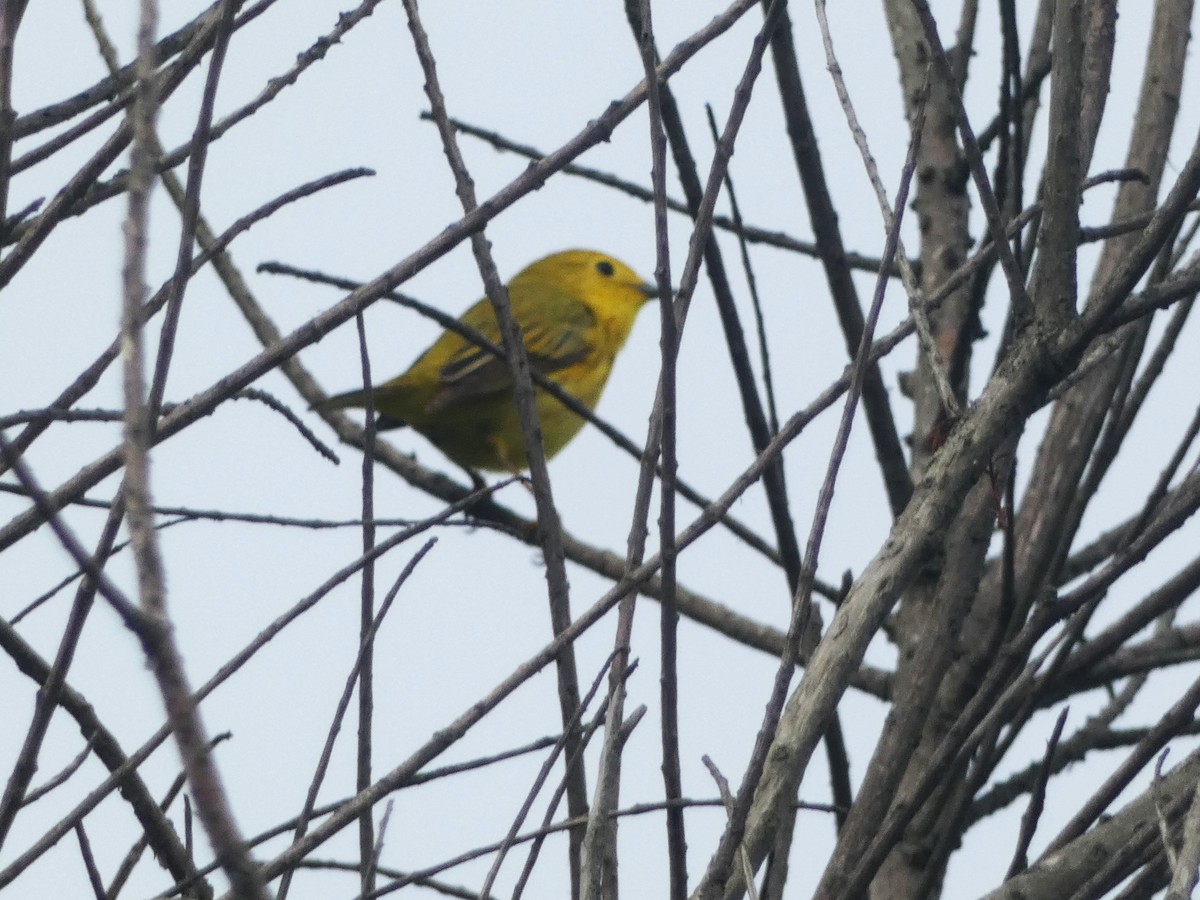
xmin=3 ymin=2 xmax=1200 ymax=898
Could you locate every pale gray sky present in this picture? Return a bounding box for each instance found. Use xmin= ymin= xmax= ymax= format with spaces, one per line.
xmin=3 ymin=3 xmax=1199 ymax=898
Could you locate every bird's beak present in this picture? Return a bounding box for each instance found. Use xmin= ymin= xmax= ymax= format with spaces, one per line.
xmin=639 ymin=281 xmax=665 ymax=299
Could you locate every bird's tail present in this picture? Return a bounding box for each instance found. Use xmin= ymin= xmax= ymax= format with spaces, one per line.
xmin=313 ymin=389 xmax=408 ymax=430
xmin=315 ymin=388 xmax=365 ymax=412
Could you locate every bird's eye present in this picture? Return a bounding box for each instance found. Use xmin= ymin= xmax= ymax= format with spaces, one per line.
xmin=596 ymin=260 xmax=615 ymax=277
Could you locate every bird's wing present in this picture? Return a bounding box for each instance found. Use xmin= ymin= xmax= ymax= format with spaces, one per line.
xmin=426 ymin=293 xmax=598 ymax=413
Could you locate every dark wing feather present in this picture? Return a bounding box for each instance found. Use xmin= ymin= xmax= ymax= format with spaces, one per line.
xmin=426 ymin=296 xmax=597 ymax=413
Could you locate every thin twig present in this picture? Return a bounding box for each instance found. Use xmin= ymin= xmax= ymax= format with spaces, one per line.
xmin=120 ymin=1 xmax=266 ymax=897
xmin=1155 ymin=749 xmax=1180 ymax=874
xmin=275 ymin=540 xmax=434 ymax=900
xmin=430 ymin=110 xmax=901 ymax=277
xmin=105 ymin=734 xmax=229 ymax=900
xmin=18 ymin=734 xmax=95 ymax=808
xmin=513 ymin=698 xmax=641 ymax=900
xmin=400 ymin=4 xmax=589 ymax=893
xmin=1043 ymin=671 xmax=1200 ymax=856
xmin=636 ymin=3 xmax=686 ymax=898
xmin=0 ymin=0 xmax=31 ymax=229
xmin=145 ymin=0 xmax=234 ymax=421
xmin=355 ymin=310 xmax=378 ymax=897
xmin=702 ymin=756 xmax=760 ymax=900
xmin=480 ymin=654 xmax=618 ymax=899
xmin=1005 ymin=707 xmax=1069 ymax=878
xmin=703 ymin=103 xmax=779 ymax=434
xmin=72 ymin=823 xmax=105 ymax=900
xmin=0 ymin=486 xmax=486 ymax=895
xmin=813 ymin=4 xmax=958 ymax=416
xmin=0 ymin=514 xmax=201 ymax=895
xmin=0 ymin=166 xmax=372 ymax=479
xmin=696 ymin=24 xmax=926 ymax=894
xmin=765 ymin=0 xmax=913 ymax=520
xmin=0 ymin=6 xmax=224 ymax=288
xmin=0 ymin=482 xmax=461 ymax=532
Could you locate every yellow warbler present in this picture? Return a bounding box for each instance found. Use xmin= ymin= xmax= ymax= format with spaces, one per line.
xmin=322 ymin=249 xmax=658 ymax=472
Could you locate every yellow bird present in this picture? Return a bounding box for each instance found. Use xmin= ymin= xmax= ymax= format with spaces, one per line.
xmin=321 ymin=249 xmax=658 ymax=472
